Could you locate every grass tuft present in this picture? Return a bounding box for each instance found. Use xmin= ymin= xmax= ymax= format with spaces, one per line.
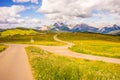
xmin=0 ymin=44 xmax=7 ymax=53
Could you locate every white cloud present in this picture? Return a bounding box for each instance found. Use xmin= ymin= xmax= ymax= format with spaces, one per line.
xmin=1 ymin=0 xmax=120 ymax=28
xmin=38 ymin=0 xmax=104 ymax=20
xmin=38 ymin=0 xmax=120 ymax=27
xmin=31 ymin=0 xmax=39 ymax=4
xmin=22 ymin=18 xmax=41 ymax=24
xmin=13 ymin=0 xmax=30 ymax=3
xmin=17 ymin=19 xmax=24 ymax=23
xmin=31 ymin=18 xmax=41 ymax=23
xmin=13 ymin=0 xmax=39 ymax=4
xmin=0 ymin=5 xmax=42 ymax=28
xmin=7 ymin=18 xmax=17 ymax=24
xmin=96 ymin=0 xmax=120 ymax=14
xmin=0 ymin=5 xmax=25 ymax=17
xmin=0 ymin=18 xmax=42 ymax=28
xmin=0 ymin=5 xmax=26 ymax=24
xmin=0 ymin=17 xmax=6 ymax=23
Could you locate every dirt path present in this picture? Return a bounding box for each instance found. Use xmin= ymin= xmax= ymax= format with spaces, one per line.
xmin=37 ymin=34 xmax=120 ymax=64
xmin=54 ymin=34 xmax=75 ymax=47
xmin=0 ymin=44 xmax=33 ymax=80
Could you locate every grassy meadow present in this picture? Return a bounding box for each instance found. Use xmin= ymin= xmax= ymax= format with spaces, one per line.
xmin=0 ymin=44 xmax=7 ymax=52
xmin=58 ymin=32 xmax=120 ymax=58
xmin=0 ymin=29 xmax=120 ymax=79
xmin=0 ymin=29 xmax=63 ymax=46
xmin=1 ymin=29 xmax=38 ymax=37
xmin=26 ymin=46 xmax=120 ymax=80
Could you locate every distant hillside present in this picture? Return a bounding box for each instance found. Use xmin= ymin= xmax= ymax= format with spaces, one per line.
xmin=52 ymin=23 xmax=120 ymax=34
xmin=108 ymin=30 xmax=120 ymax=35
xmin=1 ymin=29 xmax=39 ymax=37
xmin=98 ymin=24 xmax=120 ymax=34
xmin=0 ymin=29 xmax=5 ymax=32
xmin=71 ymin=23 xmax=98 ymax=32
xmin=53 ymin=23 xmax=70 ymax=31
xmin=2 ymin=23 xmax=120 ymax=35
xmin=52 ymin=22 xmax=99 ymax=32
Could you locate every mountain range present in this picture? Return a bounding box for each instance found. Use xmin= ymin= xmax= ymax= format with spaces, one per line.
xmin=1 ymin=22 xmax=120 ymax=35
xmin=107 ymin=30 xmax=120 ymax=35
xmin=53 ymin=23 xmax=70 ymax=31
xmin=98 ymin=24 xmax=120 ymax=34
xmin=50 ymin=22 xmax=120 ymax=35
xmin=71 ymin=24 xmax=98 ymax=33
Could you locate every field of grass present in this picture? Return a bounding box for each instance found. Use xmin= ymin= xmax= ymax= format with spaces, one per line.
xmin=0 ymin=44 xmax=7 ymax=52
xmin=1 ymin=29 xmax=38 ymax=37
xmin=58 ymin=32 xmax=120 ymax=58
xmin=26 ymin=46 xmax=120 ymax=80
xmin=0 ymin=29 xmax=63 ymax=46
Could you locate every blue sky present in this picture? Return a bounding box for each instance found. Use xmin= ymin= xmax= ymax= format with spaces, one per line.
xmin=0 ymin=0 xmax=42 ymax=7
xmin=0 ymin=0 xmax=44 ymax=19
xmin=0 ymin=0 xmax=46 ymax=28
xmin=0 ymin=0 xmax=120 ymax=28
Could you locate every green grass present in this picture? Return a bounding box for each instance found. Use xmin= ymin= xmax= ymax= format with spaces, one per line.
xmin=58 ymin=32 xmax=120 ymax=58
xmin=1 ymin=29 xmax=38 ymax=37
xmin=0 ymin=29 xmax=63 ymax=46
xmin=70 ymin=40 xmax=120 ymax=58
xmin=0 ymin=44 xmax=7 ymax=52
xmin=26 ymin=46 xmax=120 ymax=80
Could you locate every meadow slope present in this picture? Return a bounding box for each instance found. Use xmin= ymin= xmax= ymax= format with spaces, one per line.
xmin=58 ymin=32 xmax=120 ymax=58
xmin=0 ymin=29 xmax=64 ymax=46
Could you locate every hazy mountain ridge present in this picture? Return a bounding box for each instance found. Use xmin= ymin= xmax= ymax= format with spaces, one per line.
xmin=71 ymin=24 xmax=98 ymax=32
xmin=52 ymin=23 xmax=120 ymax=34
xmin=53 ymin=23 xmax=70 ymax=31
xmin=1 ymin=23 xmax=120 ymax=35
xmin=98 ymin=24 xmax=120 ymax=34
xmin=108 ymin=30 xmax=120 ymax=35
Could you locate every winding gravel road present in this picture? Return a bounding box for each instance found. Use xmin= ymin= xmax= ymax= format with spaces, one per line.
xmin=38 ymin=34 xmax=120 ymax=64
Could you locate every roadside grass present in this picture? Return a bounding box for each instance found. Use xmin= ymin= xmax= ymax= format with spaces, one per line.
xmin=26 ymin=46 xmax=120 ymax=80
xmin=0 ymin=29 xmax=63 ymax=46
xmin=58 ymin=32 xmax=120 ymax=58
xmin=0 ymin=44 xmax=7 ymax=52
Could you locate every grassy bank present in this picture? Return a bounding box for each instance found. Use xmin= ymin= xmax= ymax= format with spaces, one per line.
xmin=26 ymin=46 xmax=120 ymax=80
xmin=58 ymin=33 xmax=120 ymax=58
xmin=0 ymin=29 xmax=63 ymax=46
xmin=0 ymin=44 xmax=7 ymax=52
xmin=0 ymin=34 xmax=63 ymax=46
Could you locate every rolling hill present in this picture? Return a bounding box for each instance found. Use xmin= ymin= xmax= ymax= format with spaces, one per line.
xmin=1 ymin=29 xmax=39 ymax=37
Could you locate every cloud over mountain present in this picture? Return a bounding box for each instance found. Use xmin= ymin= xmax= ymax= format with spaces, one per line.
xmin=38 ymin=0 xmax=98 ymax=19
xmin=38 ymin=0 xmax=120 ymax=22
